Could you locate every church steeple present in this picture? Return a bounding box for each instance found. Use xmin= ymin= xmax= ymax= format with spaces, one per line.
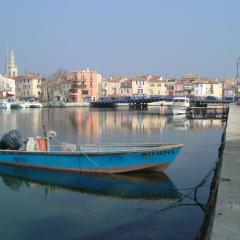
xmin=6 ymin=49 xmax=18 ymax=77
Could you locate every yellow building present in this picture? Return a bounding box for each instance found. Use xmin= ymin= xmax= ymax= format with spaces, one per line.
xmin=131 ymin=76 xmax=149 ymax=95
xmin=147 ymin=76 xmax=167 ymax=95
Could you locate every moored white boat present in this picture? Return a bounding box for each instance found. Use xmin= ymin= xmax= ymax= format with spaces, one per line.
xmin=171 ymin=97 xmax=190 ymax=115
xmin=28 ymin=101 xmax=43 ymax=108
xmin=10 ymin=101 xmax=27 ymax=109
xmin=0 ymin=99 xmax=11 ymax=109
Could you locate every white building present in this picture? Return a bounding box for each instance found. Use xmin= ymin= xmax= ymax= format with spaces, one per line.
xmin=194 ymin=79 xmax=223 ymax=99
xmin=0 ymin=75 xmax=16 ymax=98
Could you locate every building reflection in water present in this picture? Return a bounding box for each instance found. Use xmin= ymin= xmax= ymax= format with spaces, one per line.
xmin=55 ymin=108 xmax=224 ymax=142
xmin=0 ymin=107 xmax=224 ymax=144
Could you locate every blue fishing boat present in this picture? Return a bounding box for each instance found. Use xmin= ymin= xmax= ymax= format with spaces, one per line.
xmin=0 ymin=130 xmax=183 ymax=174
xmin=0 ymin=166 xmax=180 ymax=200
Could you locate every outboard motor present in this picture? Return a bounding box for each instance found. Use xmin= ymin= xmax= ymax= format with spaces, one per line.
xmin=0 ymin=130 xmax=24 ymax=150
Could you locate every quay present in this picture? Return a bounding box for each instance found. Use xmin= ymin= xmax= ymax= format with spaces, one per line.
xmin=209 ymin=105 xmax=240 ymax=239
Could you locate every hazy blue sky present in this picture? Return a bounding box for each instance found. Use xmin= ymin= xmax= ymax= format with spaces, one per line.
xmin=0 ymin=0 xmax=239 ymax=78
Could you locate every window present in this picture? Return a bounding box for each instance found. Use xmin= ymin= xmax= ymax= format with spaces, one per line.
xmin=90 ymin=81 xmax=93 ymax=87
xmin=150 ymin=83 xmax=154 ymax=87
xmin=136 ymin=81 xmax=138 ymax=85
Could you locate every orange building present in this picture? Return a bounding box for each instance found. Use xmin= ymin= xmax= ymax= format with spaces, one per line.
xmin=70 ymin=69 xmax=102 ymax=102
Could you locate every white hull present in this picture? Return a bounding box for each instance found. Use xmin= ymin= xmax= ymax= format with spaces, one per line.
xmin=65 ymin=102 xmax=90 ymax=107
xmin=172 ymin=107 xmax=188 ymax=115
xmin=0 ymin=102 xmax=11 ymax=109
xmin=115 ymin=103 xmax=129 ymax=107
xmin=171 ymin=97 xmax=190 ymax=115
xmin=28 ymin=102 xmax=43 ymax=108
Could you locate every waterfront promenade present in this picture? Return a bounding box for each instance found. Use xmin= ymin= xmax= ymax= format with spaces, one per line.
xmin=210 ymin=105 xmax=240 ymax=239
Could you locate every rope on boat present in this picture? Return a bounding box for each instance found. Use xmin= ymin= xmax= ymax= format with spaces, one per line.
xmin=80 ymin=151 xmax=99 ymax=167
xmin=51 ymin=137 xmax=99 ymax=167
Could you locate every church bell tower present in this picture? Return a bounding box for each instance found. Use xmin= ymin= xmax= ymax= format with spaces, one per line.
xmin=6 ymin=49 xmax=18 ymax=77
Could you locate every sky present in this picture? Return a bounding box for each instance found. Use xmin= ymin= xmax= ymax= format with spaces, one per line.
xmin=0 ymin=0 xmax=240 ymax=78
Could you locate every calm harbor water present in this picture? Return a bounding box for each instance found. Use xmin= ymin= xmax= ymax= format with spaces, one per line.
xmin=0 ymin=107 xmax=224 ymax=240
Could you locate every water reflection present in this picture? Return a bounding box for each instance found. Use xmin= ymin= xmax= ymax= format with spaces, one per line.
xmin=0 ymin=108 xmax=224 ymax=137
xmin=171 ymin=116 xmax=191 ymax=131
xmin=0 ymin=166 xmax=179 ymax=201
xmin=44 ymin=108 xmax=223 ymax=134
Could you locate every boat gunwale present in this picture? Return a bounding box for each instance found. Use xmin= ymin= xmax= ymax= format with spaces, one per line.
xmin=0 ymin=143 xmax=184 ymax=156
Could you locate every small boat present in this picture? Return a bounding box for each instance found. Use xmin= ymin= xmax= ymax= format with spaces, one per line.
xmin=0 ymin=166 xmax=180 ymax=200
xmin=171 ymin=97 xmax=190 ymax=115
xmin=0 ymin=130 xmax=183 ymax=174
xmin=0 ymin=99 xmax=11 ymax=109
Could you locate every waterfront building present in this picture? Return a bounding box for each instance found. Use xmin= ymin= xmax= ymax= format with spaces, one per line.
xmin=0 ymin=75 xmax=16 ymax=98
xmin=13 ymin=73 xmax=44 ymax=100
xmin=165 ymin=78 xmax=176 ymax=95
xmin=181 ymin=74 xmax=198 ymax=96
xmin=6 ymin=50 xmax=18 ymax=78
xmin=71 ymin=69 xmax=102 ymax=101
xmin=222 ymin=78 xmax=237 ymax=98
xmin=120 ymin=78 xmax=133 ymax=96
xmin=42 ymin=70 xmax=73 ymax=102
xmin=194 ymin=78 xmax=223 ymax=99
xmin=147 ymin=76 xmax=167 ymax=96
xmin=104 ymin=76 xmax=123 ymax=97
xmin=131 ymin=75 xmax=149 ymax=95
xmin=174 ymin=80 xmax=185 ymax=96
xmin=100 ymin=78 xmax=108 ymax=96
xmin=42 ymin=78 xmax=71 ymax=102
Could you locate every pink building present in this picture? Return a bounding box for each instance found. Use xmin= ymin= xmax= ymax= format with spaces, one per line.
xmin=70 ymin=69 xmax=102 ymax=102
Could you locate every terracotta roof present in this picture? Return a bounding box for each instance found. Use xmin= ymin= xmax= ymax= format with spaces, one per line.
xmin=105 ymin=76 xmax=123 ymax=82
xmin=148 ymin=76 xmax=163 ymax=83
xmin=132 ymin=75 xmax=150 ymax=81
xmin=196 ymin=78 xmax=220 ymax=84
xmin=13 ymin=73 xmax=42 ymax=80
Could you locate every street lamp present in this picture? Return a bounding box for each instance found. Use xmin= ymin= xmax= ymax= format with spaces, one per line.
xmin=237 ymin=57 xmax=240 ymax=78
xmin=236 ymin=57 xmax=240 ymax=99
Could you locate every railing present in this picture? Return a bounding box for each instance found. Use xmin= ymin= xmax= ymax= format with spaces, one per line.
xmin=90 ymin=95 xmax=237 ymax=105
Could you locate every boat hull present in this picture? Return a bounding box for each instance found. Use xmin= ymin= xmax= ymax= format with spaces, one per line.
xmin=0 ymin=144 xmax=182 ymax=173
xmin=172 ymin=107 xmax=188 ymax=115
